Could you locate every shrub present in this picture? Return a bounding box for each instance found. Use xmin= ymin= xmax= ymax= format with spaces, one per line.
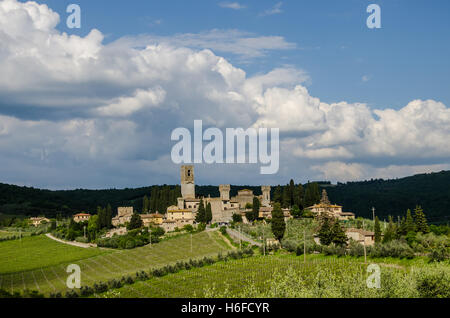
xmin=65 ymin=289 xmax=79 ymax=298
xmin=369 ymin=240 xmax=415 ymax=259
xmin=22 ymin=289 xmax=45 ymax=298
xmin=93 ymin=282 xmax=108 ymax=293
xmin=75 ymin=236 xmax=88 ymax=243
xmin=415 ymin=265 xmax=450 ymax=298
xmin=220 ymin=226 xmax=227 ymax=235
xmin=80 ymin=286 xmax=94 ymax=297
xmin=429 ymin=245 xmax=450 ymax=263
xmin=125 ymin=276 xmax=134 ymax=284
xmin=347 ymin=239 xmax=365 ymax=257
xmin=136 ymin=271 xmax=149 ymax=281
xmin=108 ymin=279 xmax=123 ymax=289
xmin=152 ymin=268 xmax=166 ymax=277
xmin=281 ymin=238 xmax=298 ymax=252
xmin=125 ymin=239 xmax=135 ymax=249
xmin=322 ymin=244 xmax=346 ymax=257
xmin=243 ymin=247 xmax=254 ymax=256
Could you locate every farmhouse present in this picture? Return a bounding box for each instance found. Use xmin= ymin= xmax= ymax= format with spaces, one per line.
xmin=73 ymin=213 xmax=91 ymax=223
xmin=307 ymin=190 xmax=355 ymax=221
xmin=29 ymin=217 xmax=50 ymax=227
xmin=141 ymin=213 xmax=164 ymax=227
xmin=345 ymin=228 xmax=376 ymax=246
xmin=166 ymin=207 xmax=196 ymax=228
xmin=258 ymin=206 xmax=292 ymax=222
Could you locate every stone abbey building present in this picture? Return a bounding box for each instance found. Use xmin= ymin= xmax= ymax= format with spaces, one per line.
xmin=110 ymin=165 xmax=355 ymax=232
xmin=168 ymin=165 xmax=273 ymax=226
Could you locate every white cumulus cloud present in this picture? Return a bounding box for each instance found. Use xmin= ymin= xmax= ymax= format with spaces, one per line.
xmin=0 ymin=0 xmax=449 ymax=188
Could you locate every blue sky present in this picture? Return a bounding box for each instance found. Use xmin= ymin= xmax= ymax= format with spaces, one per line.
xmin=39 ymin=0 xmax=450 ymax=109
xmin=1 ymin=0 xmax=450 ymax=189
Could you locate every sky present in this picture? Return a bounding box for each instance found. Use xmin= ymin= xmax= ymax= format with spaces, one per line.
xmin=0 ymin=0 xmax=449 ymax=189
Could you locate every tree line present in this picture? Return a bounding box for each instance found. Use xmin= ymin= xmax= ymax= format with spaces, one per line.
xmin=1 ymin=170 xmax=449 ymax=224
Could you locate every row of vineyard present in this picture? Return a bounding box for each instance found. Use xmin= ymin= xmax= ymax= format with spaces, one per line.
xmin=100 ymin=254 xmax=450 ymax=298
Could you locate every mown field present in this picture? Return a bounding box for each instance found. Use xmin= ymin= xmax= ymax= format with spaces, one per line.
xmin=95 ymin=254 xmax=450 ymax=298
xmin=0 ymin=231 xmax=231 ymax=296
xmin=0 ymin=230 xmax=29 ymax=239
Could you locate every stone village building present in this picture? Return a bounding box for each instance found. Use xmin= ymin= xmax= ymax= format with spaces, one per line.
xmin=345 ymin=228 xmax=376 ymax=246
xmin=106 ymin=165 xmax=357 ymax=234
xmin=111 ymin=207 xmax=133 ymax=227
xmin=172 ymin=165 xmax=276 ymax=228
xmin=73 ymin=213 xmax=91 ymax=223
xmin=307 ymin=190 xmax=355 ymax=221
xmin=29 ymin=217 xmax=50 ymax=227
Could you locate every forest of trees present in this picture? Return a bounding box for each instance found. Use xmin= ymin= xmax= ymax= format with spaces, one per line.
xmin=0 ymin=170 xmax=449 ymax=224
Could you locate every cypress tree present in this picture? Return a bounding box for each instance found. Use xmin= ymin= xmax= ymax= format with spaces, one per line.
xmin=252 ymin=196 xmax=260 ymax=221
xmin=405 ymin=209 xmax=416 ymax=233
xmin=304 ymin=182 xmax=320 ymax=207
xmin=295 ymin=184 xmax=304 ymax=209
xmin=290 ymin=205 xmax=301 ymax=218
xmin=318 ymin=216 xmax=333 ymax=246
xmin=205 ymin=202 xmax=212 ymax=224
xmin=374 ymin=216 xmax=382 ymax=243
xmin=397 ymin=216 xmax=407 ymax=237
xmin=273 ymin=185 xmax=282 ymax=203
xmin=127 ymin=213 xmax=143 ymax=230
xmin=97 ymin=206 xmax=106 ymax=229
xmin=143 ymin=196 xmax=150 ymax=213
xmin=196 ymin=199 xmax=206 ymax=223
xmin=312 ymin=183 xmax=321 ymax=204
xmin=414 ymin=205 xmax=429 ymax=234
xmin=106 ymin=204 xmax=112 ymax=229
xmin=289 ymin=179 xmax=295 ymax=207
xmin=271 ymin=203 xmax=286 ymax=241
xmin=331 ymin=221 xmax=348 ymax=246
xmin=382 ymin=216 xmax=396 ymax=243
xmin=282 ymin=186 xmax=290 ymax=208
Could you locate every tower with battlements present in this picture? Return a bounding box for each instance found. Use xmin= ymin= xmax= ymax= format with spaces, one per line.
xmin=261 ymin=186 xmax=271 ymax=207
xmin=181 ymin=165 xmax=195 ymax=199
xmin=219 ymin=184 xmax=230 ymax=201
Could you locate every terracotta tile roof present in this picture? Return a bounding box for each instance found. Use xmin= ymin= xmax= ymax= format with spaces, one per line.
xmin=141 ymin=213 xmax=164 ymax=218
xmin=346 ymin=228 xmax=374 ymax=236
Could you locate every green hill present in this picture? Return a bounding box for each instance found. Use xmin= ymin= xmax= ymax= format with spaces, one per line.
xmin=0 ymin=231 xmax=231 ymax=296
xmin=324 ymin=170 xmax=450 ymax=223
xmin=1 ymin=171 xmax=449 ymax=223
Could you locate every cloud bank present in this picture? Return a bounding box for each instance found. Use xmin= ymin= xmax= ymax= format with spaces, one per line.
xmin=0 ymin=0 xmax=449 ymax=189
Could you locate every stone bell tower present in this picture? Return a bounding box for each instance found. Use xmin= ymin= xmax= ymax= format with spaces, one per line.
xmin=181 ymin=165 xmax=195 ymax=199
xmin=219 ymin=184 xmax=231 ymax=201
xmin=261 ymin=186 xmax=271 ymax=207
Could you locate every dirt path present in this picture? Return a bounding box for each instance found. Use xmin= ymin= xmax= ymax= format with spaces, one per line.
xmin=45 ymin=233 xmax=97 ymax=249
xmin=226 ymin=228 xmax=262 ymax=247
xmin=217 ymin=231 xmax=237 ymax=250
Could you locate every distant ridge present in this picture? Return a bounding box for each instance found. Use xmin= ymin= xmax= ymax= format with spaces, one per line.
xmin=324 ymin=170 xmax=450 ymax=223
xmin=1 ymin=170 xmax=449 ymax=224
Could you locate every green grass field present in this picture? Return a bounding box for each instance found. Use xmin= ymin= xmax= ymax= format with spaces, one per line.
xmin=0 ymin=230 xmax=31 ymax=239
xmin=0 ymin=230 xmax=231 ymax=296
xmin=95 ymin=254 xmax=449 ymax=298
